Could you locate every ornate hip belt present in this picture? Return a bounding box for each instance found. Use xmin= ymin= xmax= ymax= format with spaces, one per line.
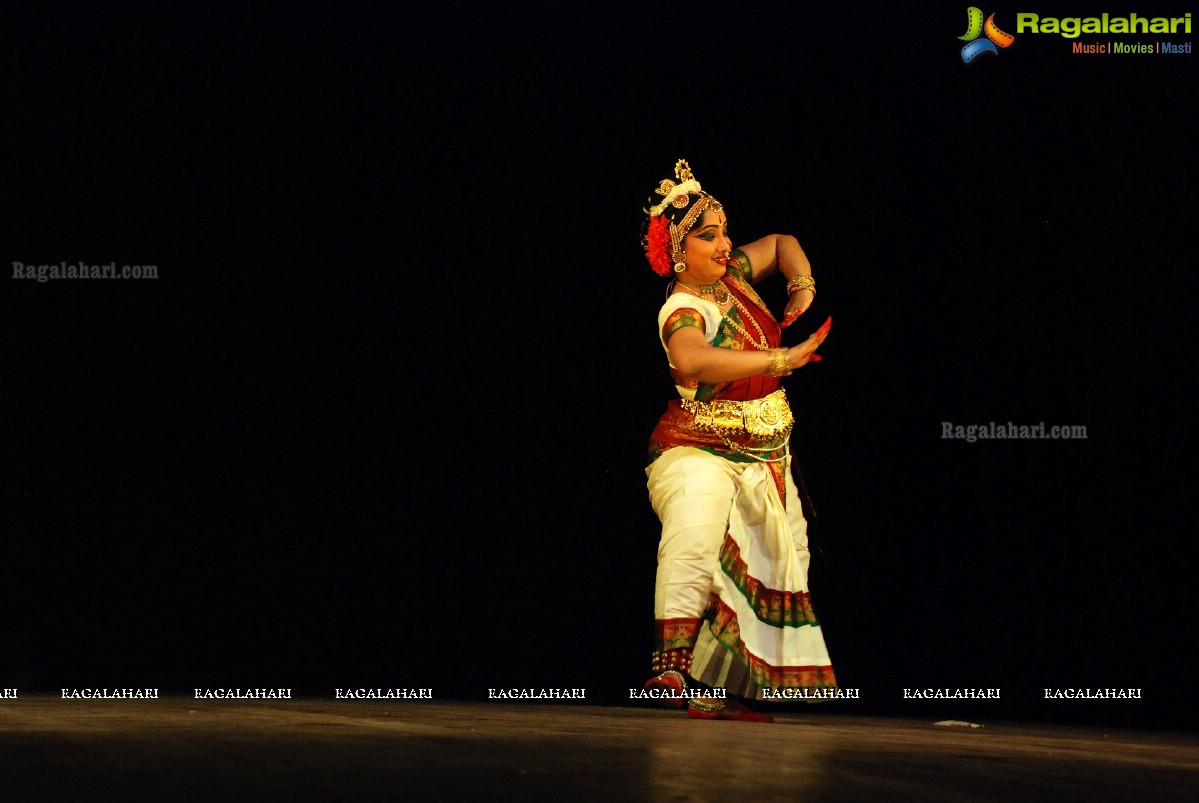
xmin=679 ymin=388 xmax=794 ymax=442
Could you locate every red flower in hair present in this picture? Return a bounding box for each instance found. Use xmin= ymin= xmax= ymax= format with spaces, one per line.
xmin=645 ymin=215 xmax=672 ymax=277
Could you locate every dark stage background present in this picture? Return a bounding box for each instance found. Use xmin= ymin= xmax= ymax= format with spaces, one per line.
xmin=5 ymin=4 xmax=1195 ymax=730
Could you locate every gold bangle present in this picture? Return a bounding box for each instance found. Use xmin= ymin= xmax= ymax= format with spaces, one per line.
xmin=786 ymin=274 xmax=815 ymax=296
xmin=767 ymin=348 xmax=792 ymax=378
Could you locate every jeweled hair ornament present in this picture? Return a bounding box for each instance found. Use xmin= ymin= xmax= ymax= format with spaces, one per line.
xmin=641 ymin=159 xmax=723 ymax=277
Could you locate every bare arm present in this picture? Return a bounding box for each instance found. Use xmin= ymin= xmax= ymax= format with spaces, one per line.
xmin=666 ymin=317 xmax=830 ymax=384
xmin=737 ymin=234 xmax=816 ymax=328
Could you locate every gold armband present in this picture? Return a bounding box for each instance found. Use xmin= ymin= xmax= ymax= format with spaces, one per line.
xmin=767 ymin=348 xmax=793 ymax=378
xmin=786 ymin=274 xmax=816 ymax=296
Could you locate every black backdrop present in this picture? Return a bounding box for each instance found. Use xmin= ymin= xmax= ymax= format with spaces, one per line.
xmin=5 ymin=3 xmax=1195 ymax=730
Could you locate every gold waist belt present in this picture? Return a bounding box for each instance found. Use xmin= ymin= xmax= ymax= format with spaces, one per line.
xmin=680 ymin=388 xmax=794 ymax=442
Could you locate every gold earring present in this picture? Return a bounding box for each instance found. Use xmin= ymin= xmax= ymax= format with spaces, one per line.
xmin=673 ymin=261 xmax=686 ymax=273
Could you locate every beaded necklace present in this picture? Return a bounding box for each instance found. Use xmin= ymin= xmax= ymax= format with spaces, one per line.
xmin=675 ymin=278 xmax=730 ymax=305
xmin=725 ymin=296 xmax=770 ymax=351
xmin=674 ymin=278 xmax=771 ymax=351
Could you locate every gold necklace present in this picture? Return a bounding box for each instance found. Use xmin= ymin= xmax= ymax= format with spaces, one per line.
xmin=725 ymin=297 xmax=770 ymax=351
xmin=675 ymin=278 xmax=730 ymax=305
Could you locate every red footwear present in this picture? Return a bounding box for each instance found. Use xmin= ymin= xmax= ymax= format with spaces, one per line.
xmin=687 ymin=697 xmax=774 ymax=723
xmin=643 ymin=670 xmax=687 ymax=708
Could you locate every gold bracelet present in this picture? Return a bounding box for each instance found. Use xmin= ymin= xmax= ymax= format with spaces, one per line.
xmin=767 ymin=348 xmax=792 ymax=377
xmin=786 ymin=274 xmax=815 ymax=296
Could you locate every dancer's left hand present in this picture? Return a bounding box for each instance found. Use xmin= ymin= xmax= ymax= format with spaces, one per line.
xmin=781 ymin=289 xmax=814 ymax=328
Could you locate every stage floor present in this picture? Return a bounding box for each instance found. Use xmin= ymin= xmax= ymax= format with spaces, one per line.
xmin=2 ymin=697 xmax=1196 ymax=801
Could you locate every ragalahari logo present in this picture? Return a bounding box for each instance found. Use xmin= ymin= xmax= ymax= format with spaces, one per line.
xmin=959 ymin=7 xmax=1016 ymax=62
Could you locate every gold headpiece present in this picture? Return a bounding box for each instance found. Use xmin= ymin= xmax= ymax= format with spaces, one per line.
xmin=642 ymin=159 xmax=723 ymax=276
xmin=647 ymin=159 xmax=704 ymax=216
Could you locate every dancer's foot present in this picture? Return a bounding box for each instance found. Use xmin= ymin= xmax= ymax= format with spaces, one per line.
xmin=642 ymin=670 xmax=688 ymax=708
xmin=687 ymin=696 xmax=774 ymax=723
